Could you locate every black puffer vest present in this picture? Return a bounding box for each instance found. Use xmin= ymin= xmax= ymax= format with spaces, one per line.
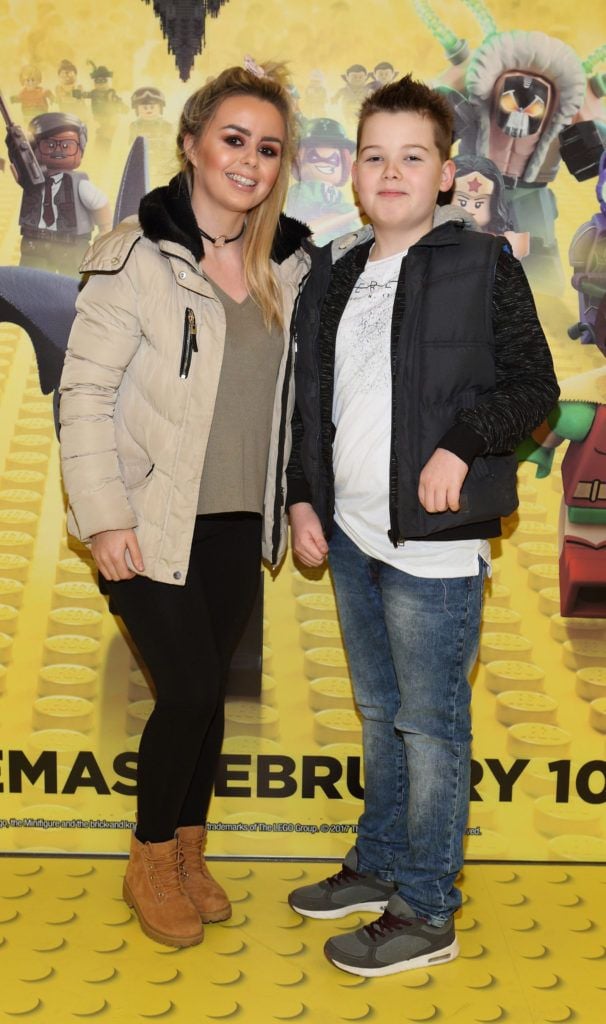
xmin=291 ymin=221 xmax=519 ymax=543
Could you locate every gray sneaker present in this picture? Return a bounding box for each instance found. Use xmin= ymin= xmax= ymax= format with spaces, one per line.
xmin=288 ymin=847 xmax=396 ymax=920
xmin=324 ymin=892 xmax=459 ymax=977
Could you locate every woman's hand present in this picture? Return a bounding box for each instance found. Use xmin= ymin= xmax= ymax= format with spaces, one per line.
xmin=91 ymin=529 xmax=145 ymax=581
xmin=289 ymin=502 xmax=329 ymax=567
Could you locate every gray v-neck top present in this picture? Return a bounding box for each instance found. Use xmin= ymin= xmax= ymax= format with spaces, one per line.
xmin=197 ymin=283 xmax=284 ymax=515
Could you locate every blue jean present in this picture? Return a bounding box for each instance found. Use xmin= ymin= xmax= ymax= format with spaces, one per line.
xmin=328 ymin=523 xmax=486 ymax=925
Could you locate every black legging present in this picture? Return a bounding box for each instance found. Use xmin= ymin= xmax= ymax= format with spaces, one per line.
xmin=102 ymin=513 xmax=262 ymax=843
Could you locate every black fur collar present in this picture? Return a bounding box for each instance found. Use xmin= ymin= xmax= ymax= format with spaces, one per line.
xmin=138 ymin=173 xmax=311 ymax=265
xmin=139 ymin=173 xmax=203 ymax=261
xmin=271 ymin=211 xmax=313 ymax=264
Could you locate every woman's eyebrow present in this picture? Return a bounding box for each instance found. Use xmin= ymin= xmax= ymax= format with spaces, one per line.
xmin=219 ymin=122 xmax=283 ymax=144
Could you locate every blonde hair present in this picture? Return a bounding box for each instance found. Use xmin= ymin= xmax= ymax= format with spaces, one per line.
xmin=177 ymin=63 xmax=298 ymax=329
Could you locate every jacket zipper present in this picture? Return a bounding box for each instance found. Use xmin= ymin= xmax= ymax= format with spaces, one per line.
xmin=387 ymin=256 xmax=409 ymax=547
xmin=387 ymin=328 xmax=401 ymax=547
xmin=179 ymin=307 xmax=198 ymax=379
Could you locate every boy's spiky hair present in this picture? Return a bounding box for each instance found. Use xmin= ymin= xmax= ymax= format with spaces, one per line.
xmin=356 ymin=73 xmax=454 ymax=161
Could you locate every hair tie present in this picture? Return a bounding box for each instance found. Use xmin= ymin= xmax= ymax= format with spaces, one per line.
xmin=243 ymin=55 xmax=266 ymax=78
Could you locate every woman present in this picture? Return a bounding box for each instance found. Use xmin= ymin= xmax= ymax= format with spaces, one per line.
xmin=59 ymin=61 xmax=312 ymax=948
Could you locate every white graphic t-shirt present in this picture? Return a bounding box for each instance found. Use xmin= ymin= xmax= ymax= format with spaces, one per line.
xmin=332 ymin=248 xmax=490 ymax=578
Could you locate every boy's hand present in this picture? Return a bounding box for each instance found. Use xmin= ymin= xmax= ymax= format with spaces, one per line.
xmin=91 ymin=528 xmax=145 ymax=581
xmin=418 ymin=448 xmax=469 ymax=513
xmin=289 ymin=502 xmax=329 ymax=567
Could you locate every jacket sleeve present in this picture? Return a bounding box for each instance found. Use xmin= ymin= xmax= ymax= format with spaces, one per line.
xmin=59 ymin=262 xmax=141 ymax=541
xmin=286 ymin=398 xmax=312 ymax=507
xmin=285 ymin=242 xmax=331 ymax=510
xmin=438 ymin=248 xmax=560 ymax=462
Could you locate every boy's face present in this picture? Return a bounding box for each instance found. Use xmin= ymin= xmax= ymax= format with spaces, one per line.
xmin=352 ymin=111 xmax=454 ymax=241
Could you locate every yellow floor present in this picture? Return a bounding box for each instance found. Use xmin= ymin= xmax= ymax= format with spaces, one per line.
xmin=1 ymin=857 xmax=605 ymax=1023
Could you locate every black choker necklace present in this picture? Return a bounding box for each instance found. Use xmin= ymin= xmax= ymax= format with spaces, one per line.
xmin=198 ymin=222 xmax=245 ymax=248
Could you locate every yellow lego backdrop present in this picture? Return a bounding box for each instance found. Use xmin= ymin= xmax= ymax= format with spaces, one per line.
xmin=0 ymin=0 xmax=605 ymax=862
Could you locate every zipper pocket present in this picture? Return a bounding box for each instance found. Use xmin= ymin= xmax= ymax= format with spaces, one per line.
xmin=179 ymin=307 xmax=198 ymax=379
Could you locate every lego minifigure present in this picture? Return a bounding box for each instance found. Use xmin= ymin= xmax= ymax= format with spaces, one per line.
xmin=450 ymin=154 xmax=529 ymax=259
xmin=129 ymin=86 xmax=176 ymax=183
xmin=302 ymin=70 xmax=328 ymax=119
xmin=74 ymin=62 xmax=127 ymax=150
xmin=568 ymin=151 xmax=606 ymax=350
xmin=11 ymin=65 xmax=53 ymax=120
xmin=6 ymin=111 xmax=112 ymax=277
xmin=521 ymin=374 xmax=606 ymax=618
xmin=55 ymin=60 xmax=86 ymax=116
xmin=413 ymin=0 xmax=606 ymax=294
xmin=332 ymin=65 xmax=374 ymax=127
xmin=286 ymin=117 xmax=359 ymax=244
xmin=369 ymin=62 xmax=399 ymax=91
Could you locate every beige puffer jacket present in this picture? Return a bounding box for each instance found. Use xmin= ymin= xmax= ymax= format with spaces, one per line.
xmin=59 ymin=210 xmax=311 ymax=585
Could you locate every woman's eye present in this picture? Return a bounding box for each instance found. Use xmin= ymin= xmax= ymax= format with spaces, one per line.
xmin=224 ymin=135 xmax=243 ymax=146
xmin=259 ymin=145 xmax=279 ymax=158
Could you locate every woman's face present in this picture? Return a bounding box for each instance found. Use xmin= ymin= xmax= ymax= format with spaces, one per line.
xmin=185 ymin=94 xmax=285 ymax=216
xmin=451 ymin=171 xmax=495 ymax=228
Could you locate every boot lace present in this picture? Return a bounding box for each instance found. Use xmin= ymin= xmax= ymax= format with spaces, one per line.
xmin=364 ymin=909 xmax=427 ymax=941
xmin=178 ymin=834 xmax=209 ymax=880
xmin=146 ymin=847 xmax=185 ymax=901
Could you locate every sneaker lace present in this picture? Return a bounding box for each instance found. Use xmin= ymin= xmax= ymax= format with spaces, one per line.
xmin=364 ymin=909 xmax=427 ymax=941
xmin=326 ymin=863 xmax=362 ymax=888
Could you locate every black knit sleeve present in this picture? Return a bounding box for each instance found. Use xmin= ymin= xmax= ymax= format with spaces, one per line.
xmin=439 ymin=247 xmax=559 ymax=459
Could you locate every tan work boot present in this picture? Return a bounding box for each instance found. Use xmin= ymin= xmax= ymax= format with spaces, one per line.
xmin=123 ymin=832 xmax=204 ymax=947
xmin=176 ymin=825 xmax=232 ymax=922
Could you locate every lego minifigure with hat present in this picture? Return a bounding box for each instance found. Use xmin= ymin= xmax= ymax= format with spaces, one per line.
xmin=7 ymin=110 xmax=111 ymax=276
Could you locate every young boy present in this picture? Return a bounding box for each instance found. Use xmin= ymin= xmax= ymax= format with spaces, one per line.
xmin=286 ymin=75 xmax=559 ymax=977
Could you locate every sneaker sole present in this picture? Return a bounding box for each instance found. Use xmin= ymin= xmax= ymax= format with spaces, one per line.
xmin=327 ymin=936 xmax=460 ymax=977
xmin=123 ymin=880 xmax=204 ymax=947
xmin=289 ymin=898 xmax=390 ymax=920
